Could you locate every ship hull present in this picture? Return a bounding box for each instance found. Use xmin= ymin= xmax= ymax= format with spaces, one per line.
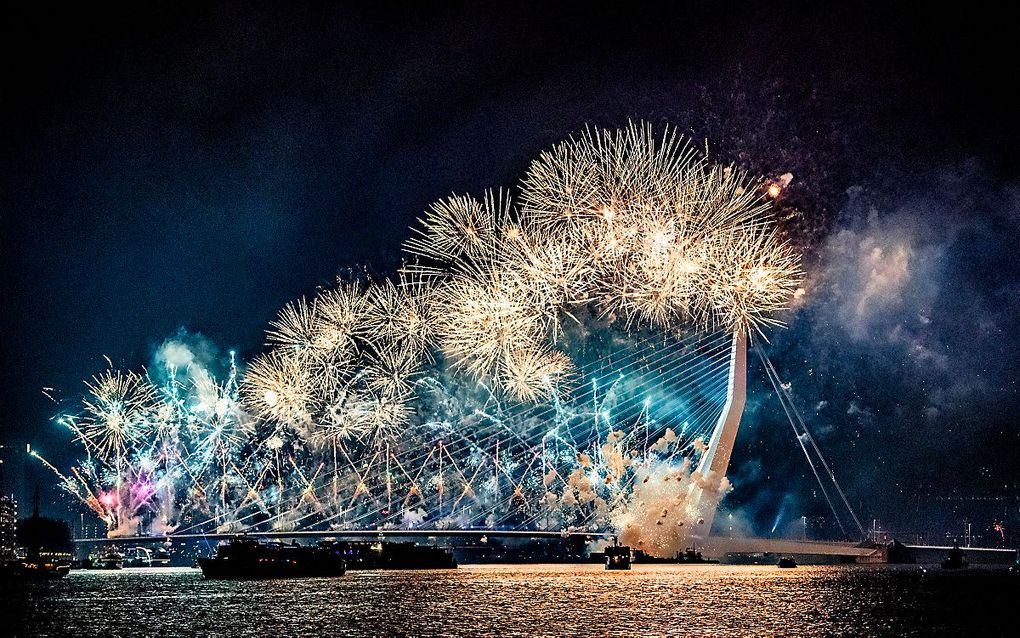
xmin=198 ymin=556 xmax=346 ymax=580
xmin=2 ymin=561 xmax=70 ymax=579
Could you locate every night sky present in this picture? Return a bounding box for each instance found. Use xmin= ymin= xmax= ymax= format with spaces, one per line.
xmin=2 ymin=2 xmax=1017 ymax=540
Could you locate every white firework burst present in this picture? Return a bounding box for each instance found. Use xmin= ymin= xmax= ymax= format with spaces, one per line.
xmin=363 ymin=274 xmax=435 ymax=353
xmin=240 ymin=350 xmax=315 ymax=425
xmin=499 ymin=344 xmax=574 ymax=403
xmin=312 ymin=282 xmax=368 ymax=358
xmin=81 ymin=370 xmax=159 ymax=457
xmin=265 ymin=297 xmax=318 ymax=356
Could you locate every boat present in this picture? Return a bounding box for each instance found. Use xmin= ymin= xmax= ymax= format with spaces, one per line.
xmin=885 ymin=539 xmax=916 ymax=564
xmin=605 ymin=544 xmax=631 ymax=570
xmin=150 ymin=548 xmax=172 ymax=567
xmin=124 ymin=547 xmax=152 ymax=568
xmin=679 ymin=547 xmax=719 ymax=564
xmin=99 ymin=549 xmax=125 ymax=570
xmin=2 ymin=557 xmax=70 ymax=580
xmin=941 ymin=542 xmax=968 ymax=570
xmin=362 ymin=541 xmax=458 ymax=570
xmin=633 ymin=547 xmax=719 ymax=564
xmin=198 ymin=537 xmax=347 ymax=580
xmin=290 ymin=539 xmax=457 ymax=570
xmin=777 ymin=557 xmax=798 ymax=568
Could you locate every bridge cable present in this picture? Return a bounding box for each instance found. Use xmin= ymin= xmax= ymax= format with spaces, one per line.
xmin=754 ymin=344 xmax=867 ymax=540
xmin=757 ymin=349 xmax=867 ymax=537
xmin=756 ymin=344 xmax=848 ymax=538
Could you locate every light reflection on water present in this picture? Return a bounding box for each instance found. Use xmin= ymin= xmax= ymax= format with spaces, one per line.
xmin=5 ymin=564 xmax=1014 ymax=637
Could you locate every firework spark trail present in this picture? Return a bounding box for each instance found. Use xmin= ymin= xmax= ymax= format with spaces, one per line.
xmin=208 ymin=328 xmax=733 ymax=535
xmin=47 ymin=312 xmax=730 ymax=538
xmin=37 ymin=123 xmax=800 ymax=551
xmin=58 ymin=309 xmax=731 ymax=539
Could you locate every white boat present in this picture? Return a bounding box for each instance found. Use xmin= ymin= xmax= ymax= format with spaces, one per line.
xmin=124 ymin=547 xmax=152 ymax=568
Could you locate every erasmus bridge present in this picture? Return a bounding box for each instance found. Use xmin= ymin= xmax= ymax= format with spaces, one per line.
xmin=73 ymin=330 xmax=887 ymax=562
xmin=52 ymin=124 xmax=980 ymax=563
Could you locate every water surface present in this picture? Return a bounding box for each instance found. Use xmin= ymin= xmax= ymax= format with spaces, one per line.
xmin=5 ymin=564 xmax=1014 ymax=637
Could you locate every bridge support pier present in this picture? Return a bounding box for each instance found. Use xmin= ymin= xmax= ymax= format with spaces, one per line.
xmin=690 ymin=330 xmax=747 ymax=537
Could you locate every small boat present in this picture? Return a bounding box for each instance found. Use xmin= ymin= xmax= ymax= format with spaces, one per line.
xmin=150 ymin=548 xmax=172 ymax=567
xmin=124 ymin=547 xmax=152 ymax=568
xmin=198 ymin=537 xmax=347 ymax=580
xmin=631 ymin=547 xmax=718 ymax=564
xmin=368 ymin=541 xmax=458 ymax=569
xmin=605 ymin=544 xmax=632 ymax=570
xmin=98 ymin=549 xmax=124 ymax=570
xmin=679 ymin=547 xmax=719 ymax=564
xmin=885 ymin=539 xmax=916 ymax=564
xmin=941 ymin=542 xmax=968 ymax=570
xmin=777 ymin=557 xmax=798 ymax=568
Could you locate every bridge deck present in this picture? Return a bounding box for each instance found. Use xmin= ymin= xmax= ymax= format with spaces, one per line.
xmin=698 ymin=536 xmax=880 ymax=558
xmin=77 ymin=530 xmax=1017 ymax=561
xmin=75 ymin=529 xmax=617 ymax=544
xmin=75 ymin=529 xmax=878 ymax=558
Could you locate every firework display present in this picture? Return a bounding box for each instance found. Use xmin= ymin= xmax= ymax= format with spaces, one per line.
xmin=36 ymin=123 xmax=801 ymax=555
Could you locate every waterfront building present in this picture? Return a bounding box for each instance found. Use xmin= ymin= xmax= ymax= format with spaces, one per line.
xmin=0 ymin=494 xmax=17 ymax=559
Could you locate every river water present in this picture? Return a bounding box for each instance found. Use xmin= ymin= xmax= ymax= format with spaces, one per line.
xmin=5 ymin=564 xmax=1015 ymax=637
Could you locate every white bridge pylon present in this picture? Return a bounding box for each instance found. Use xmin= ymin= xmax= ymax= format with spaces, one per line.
xmin=691 ymin=330 xmax=747 ymax=537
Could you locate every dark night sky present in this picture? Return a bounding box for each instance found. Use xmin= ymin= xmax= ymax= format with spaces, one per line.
xmin=2 ymin=2 xmax=1018 ymax=538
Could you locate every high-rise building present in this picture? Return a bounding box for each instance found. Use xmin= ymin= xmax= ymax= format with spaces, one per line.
xmin=0 ymin=494 xmax=17 ymax=559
